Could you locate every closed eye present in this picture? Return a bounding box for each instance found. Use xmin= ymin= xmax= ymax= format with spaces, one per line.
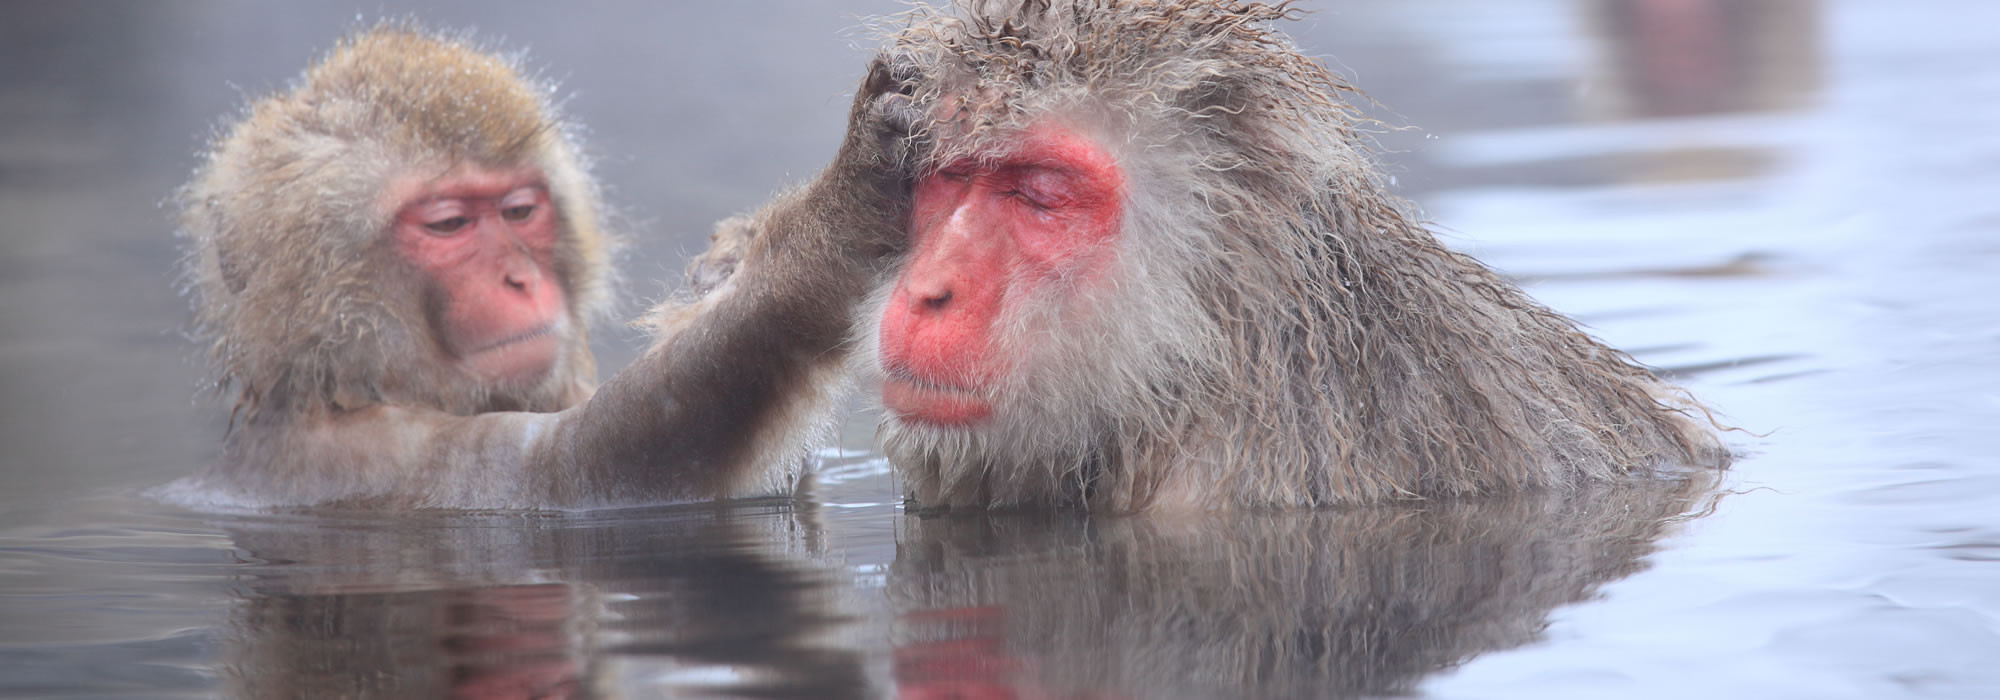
xmin=425 ymin=216 xmax=471 ymax=235
xmin=1000 ymin=190 xmax=1051 ymax=211
xmin=501 ymin=204 xmax=535 ymax=222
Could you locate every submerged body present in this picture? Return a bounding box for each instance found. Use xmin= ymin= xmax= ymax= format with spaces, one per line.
xmin=862 ymin=0 xmax=1729 ymax=511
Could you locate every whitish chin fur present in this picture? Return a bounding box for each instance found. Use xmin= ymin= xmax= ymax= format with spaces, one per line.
xmin=878 ymin=395 xmax=1109 ymax=511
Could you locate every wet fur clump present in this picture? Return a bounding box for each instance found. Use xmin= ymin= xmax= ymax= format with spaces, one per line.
xmin=870 ymin=0 xmax=1729 ymax=510
xmin=178 ymin=24 xmax=617 ymax=423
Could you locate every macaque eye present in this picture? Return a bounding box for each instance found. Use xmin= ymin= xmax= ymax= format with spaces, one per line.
xmin=1011 ymin=176 xmax=1075 ymax=212
xmin=501 ymin=204 xmax=536 ymax=222
xmin=1001 ymin=189 xmax=1053 ymax=211
xmin=425 ymin=216 xmax=472 ymax=235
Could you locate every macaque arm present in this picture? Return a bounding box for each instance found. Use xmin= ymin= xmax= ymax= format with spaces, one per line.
xmin=454 ymin=65 xmax=912 ymax=509
xmin=287 ymin=273 xmax=854 ymax=510
xmin=519 ymin=62 xmax=916 ymax=506
xmin=531 ymin=264 xmax=856 ymax=506
xmin=263 ymin=316 xmax=836 ymax=510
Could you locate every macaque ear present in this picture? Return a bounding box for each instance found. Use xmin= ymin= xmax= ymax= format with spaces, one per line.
xmin=215 ymin=241 xmax=250 ymax=295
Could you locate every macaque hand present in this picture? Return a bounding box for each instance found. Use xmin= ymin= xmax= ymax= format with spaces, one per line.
xmin=853 ymin=55 xmax=926 ymax=169
xmin=814 ymin=55 xmax=926 ymax=267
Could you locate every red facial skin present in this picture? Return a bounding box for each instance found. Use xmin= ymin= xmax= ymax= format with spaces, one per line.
xmin=879 ymin=126 xmax=1126 ymax=426
xmin=391 ymin=166 xmax=568 ymax=386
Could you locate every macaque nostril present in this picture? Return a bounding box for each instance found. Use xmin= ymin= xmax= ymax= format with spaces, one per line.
xmin=923 ymin=290 xmax=952 ymax=310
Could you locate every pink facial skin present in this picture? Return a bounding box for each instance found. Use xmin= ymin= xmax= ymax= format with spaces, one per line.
xmin=391 ymin=166 xmax=568 ymax=385
xmin=879 ymin=125 xmax=1126 ymax=426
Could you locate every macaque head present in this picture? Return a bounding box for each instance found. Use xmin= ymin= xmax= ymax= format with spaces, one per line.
xmin=865 ymin=0 xmax=1385 ymax=508
xmin=870 ymin=113 xmax=1214 ymax=506
xmin=878 ymin=125 xmax=1129 ymax=427
xmin=181 ymin=26 xmax=616 ymax=421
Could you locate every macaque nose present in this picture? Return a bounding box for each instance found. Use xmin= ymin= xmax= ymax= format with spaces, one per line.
xmin=501 ymin=253 xmax=541 ymax=294
xmin=493 ymin=226 xmax=545 ymax=293
xmin=901 ymin=206 xmax=987 ymax=315
xmin=902 ymin=246 xmax=965 ymax=315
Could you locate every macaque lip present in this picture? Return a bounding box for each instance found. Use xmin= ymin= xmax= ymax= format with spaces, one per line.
xmin=883 ymin=375 xmax=992 ymax=427
xmin=463 ymin=323 xmax=561 ymax=383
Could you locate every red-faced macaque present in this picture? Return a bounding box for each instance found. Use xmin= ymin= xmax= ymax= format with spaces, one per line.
xmin=864 ymin=0 xmax=1730 ymax=511
xmin=173 ymin=26 xmax=915 ymax=509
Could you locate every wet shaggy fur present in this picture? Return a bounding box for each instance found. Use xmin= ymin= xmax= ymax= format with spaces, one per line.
xmin=870 ymin=0 xmax=1730 ymax=510
xmin=179 ymin=25 xmax=616 ymax=423
xmin=166 ymin=34 xmax=917 ymax=510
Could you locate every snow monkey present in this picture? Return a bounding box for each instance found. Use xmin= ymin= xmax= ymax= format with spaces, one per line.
xmin=175 ymin=25 xmax=917 ymax=509
xmin=864 ymin=0 xmax=1730 ymax=511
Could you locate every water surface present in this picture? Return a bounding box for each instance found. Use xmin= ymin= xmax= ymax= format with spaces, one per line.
xmin=3 ymin=1 xmax=1997 ymax=697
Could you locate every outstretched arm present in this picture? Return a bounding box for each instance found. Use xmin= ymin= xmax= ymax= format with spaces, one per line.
xmin=523 ymin=61 xmax=917 ymax=506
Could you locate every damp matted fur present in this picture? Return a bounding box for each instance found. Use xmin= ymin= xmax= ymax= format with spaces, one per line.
xmin=867 ymin=0 xmax=1729 ymax=510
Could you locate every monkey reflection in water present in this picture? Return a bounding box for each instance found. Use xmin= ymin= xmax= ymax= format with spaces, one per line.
xmin=170 ymin=24 xmax=915 ymax=510
xmin=217 ymin=508 xmax=871 ymax=698
xmin=890 ymin=476 xmax=1715 ymax=698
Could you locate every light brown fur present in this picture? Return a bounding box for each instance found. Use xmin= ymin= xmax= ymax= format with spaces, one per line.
xmin=171 ymin=25 xmax=918 ymax=510
xmin=181 ymin=25 xmax=614 ymax=421
xmin=869 ymin=0 xmax=1729 ymax=510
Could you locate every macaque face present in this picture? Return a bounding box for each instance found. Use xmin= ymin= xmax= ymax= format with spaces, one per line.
xmin=878 ymin=125 xmax=1126 ymax=427
xmin=391 ymin=166 xmax=570 ymax=386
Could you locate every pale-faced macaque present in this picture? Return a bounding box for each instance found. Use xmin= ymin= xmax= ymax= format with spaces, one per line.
xmin=863 ymin=0 xmax=1730 ymax=511
xmin=220 ymin=508 xmax=869 ymax=697
xmin=174 ymin=26 xmax=914 ymax=509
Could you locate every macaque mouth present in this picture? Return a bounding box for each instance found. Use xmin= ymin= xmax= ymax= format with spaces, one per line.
xmin=461 ymin=322 xmax=563 ymax=383
xmin=467 ymin=323 xmax=557 ymax=355
xmin=881 ymin=370 xmax=993 ymax=427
